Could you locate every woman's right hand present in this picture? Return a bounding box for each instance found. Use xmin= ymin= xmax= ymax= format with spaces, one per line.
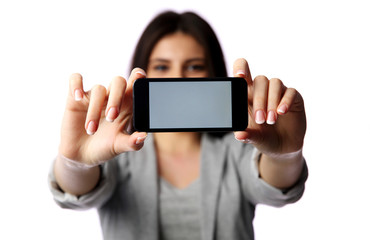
xmin=59 ymin=68 xmax=147 ymax=166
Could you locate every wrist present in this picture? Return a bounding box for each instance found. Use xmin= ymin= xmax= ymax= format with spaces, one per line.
xmin=262 ymin=148 xmax=303 ymax=163
xmin=259 ymin=149 xmax=305 ymax=189
xmin=54 ymin=153 xmax=102 ymax=196
xmin=57 ymin=153 xmax=101 ymax=170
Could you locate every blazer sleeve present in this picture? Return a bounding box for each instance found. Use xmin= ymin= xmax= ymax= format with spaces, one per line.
xmin=48 ymin=156 xmax=120 ymax=211
xmin=225 ymin=134 xmax=308 ymax=207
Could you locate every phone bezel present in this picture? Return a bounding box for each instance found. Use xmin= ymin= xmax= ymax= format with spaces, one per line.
xmin=133 ymin=77 xmax=248 ymax=132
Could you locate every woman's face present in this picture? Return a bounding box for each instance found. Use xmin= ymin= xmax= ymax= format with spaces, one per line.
xmin=147 ymin=32 xmax=208 ymax=78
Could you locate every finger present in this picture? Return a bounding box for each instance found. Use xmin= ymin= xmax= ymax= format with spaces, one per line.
xmin=121 ymin=68 xmax=146 ymax=110
xmin=234 ymin=129 xmax=262 ymax=144
xmin=253 ymin=75 xmax=269 ymax=124
xmin=119 ymin=67 xmax=146 ymax=116
xmin=85 ymin=85 xmax=107 ymax=135
xmin=106 ymin=76 xmax=127 ymax=122
xmin=266 ymin=78 xmax=286 ymax=125
xmin=127 ymin=67 xmax=146 ymax=90
xmin=114 ymin=132 xmax=148 ymax=153
xmin=69 ymin=73 xmax=84 ymax=101
xmin=277 ymin=88 xmax=298 ymax=115
xmin=233 ymin=58 xmax=253 ymax=85
xmin=234 ymin=131 xmax=251 ymax=143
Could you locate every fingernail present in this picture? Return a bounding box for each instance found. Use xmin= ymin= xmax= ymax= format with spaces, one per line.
xmin=86 ymin=121 xmax=96 ymax=135
xmin=106 ymin=107 xmax=118 ymax=122
xmin=236 ymin=70 xmax=246 ymax=77
xmin=235 ymin=136 xmax=251 ymax=143
xmin=255 ymin=110 xmax=266 ymax=124
xmin=74 ymin=89 xmax=83 ymax=101
xmin=277 ymin=104 xmax=288 ymax=114
xmin=266 ymin=110 xmax=276 ymax=125
xmin=136 ymin=134 xmax=147 ymax=145
xmin=136 ymin=71 xmax=146 ymax=77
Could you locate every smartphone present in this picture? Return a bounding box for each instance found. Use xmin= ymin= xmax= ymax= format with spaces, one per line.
xmin=133 ymin=77 xmax=248 ymax=132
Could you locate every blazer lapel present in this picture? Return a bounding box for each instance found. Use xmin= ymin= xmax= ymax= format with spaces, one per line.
xmin=200 ymin=134 xmax=227 ymax=240
xmin=130 ymin=134 xmax=159 ymax=240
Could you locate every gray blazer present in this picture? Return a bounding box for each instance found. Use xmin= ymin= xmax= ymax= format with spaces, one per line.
xmin=49 ymin=133 xmax=308 ymax=240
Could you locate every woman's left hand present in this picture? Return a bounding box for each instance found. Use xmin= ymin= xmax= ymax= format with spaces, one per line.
xmin=233 ymin=58 xmax=306 ymax=156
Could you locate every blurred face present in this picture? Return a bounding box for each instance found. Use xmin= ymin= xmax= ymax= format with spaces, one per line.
xmin=147 ymin=32 xmax=208 ymax=78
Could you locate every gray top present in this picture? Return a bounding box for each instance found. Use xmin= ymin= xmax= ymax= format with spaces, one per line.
xmin=159 ymin=178 xmax=202 ymax=240
xmin=48 ymin=133 xmax=308 ymax=240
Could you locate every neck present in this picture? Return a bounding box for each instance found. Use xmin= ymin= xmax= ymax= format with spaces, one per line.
xmin=153 ymin=132 xmax=201 ymax=155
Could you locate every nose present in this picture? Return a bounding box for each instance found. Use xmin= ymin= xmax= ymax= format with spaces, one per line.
xmin=167 ymin=65 xmax=185 ymax=78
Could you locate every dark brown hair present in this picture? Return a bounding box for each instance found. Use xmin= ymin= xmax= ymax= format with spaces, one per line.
xmin=131 ymin=11 xmax=228 ymax=137
xmin=130 ymin=11 xmax=227 ymax=77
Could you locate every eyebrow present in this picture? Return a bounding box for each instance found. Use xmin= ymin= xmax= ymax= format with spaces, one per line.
xmin=149 ymin=58 xmax=206 ymax=64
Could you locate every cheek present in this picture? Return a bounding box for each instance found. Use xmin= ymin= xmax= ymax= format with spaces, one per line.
xmin=185 ymin=72 xmax=209 ymax=78
xmin=146 ymin=68 xmax=167 ymax=78
xmin=146 ymin=71 xmax=161 ymax=78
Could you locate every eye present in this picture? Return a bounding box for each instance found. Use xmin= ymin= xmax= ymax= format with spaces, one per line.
xmin=186 ymin=64 xmax=206 ymax=72
xmin=153 ymin=65 xmax=169 ymax=71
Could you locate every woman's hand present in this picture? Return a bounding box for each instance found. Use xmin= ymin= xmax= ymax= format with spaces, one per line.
xmin=233 ymin=58 xmax=306 ymax=157
xmin=58 ymin=68 xmax=148 ymax=166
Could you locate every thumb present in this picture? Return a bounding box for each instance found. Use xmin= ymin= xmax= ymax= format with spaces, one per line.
xmin=234 ymin=129 xmax=263 ymax=145
xmin=127 ymin=68 xmax=146 ymax=89
xmin=114 ymin=132 xmax=148 ymax=154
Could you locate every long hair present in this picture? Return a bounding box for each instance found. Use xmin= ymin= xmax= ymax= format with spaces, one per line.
xmin=131 ymin=11 xmax=228 ymax=138
xmin=130 ymin=11 xmax=227 ymax=77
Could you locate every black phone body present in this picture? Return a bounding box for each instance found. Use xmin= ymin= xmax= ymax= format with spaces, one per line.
xmin=133 ymin=77 xmax=248 ymax=132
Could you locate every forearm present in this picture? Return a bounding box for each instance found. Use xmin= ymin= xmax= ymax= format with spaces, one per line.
xmin=54 ymin=154 xmax=101 ymax=196
xmin=258 ymin=150 xmax=304 ymax=189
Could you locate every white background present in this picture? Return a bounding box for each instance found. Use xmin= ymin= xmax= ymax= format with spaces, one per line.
xmin=1 ymin=0 xmax=369 ymax=239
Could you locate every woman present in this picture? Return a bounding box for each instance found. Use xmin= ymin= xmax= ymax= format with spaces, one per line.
xmin=49 ymin=11 xmax=308 ymax=240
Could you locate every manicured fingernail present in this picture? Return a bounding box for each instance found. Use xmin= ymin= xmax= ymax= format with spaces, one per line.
xmin=266 ymin=111 xmax=276 ymax=125
xmin=74 ymin=89 xmax=83 ymax=101
xmin=235 ymin=136 xmax=251 ymax=143
xmin=136 ymin=134 xmax=147 ymax=144
xmin=86 ymin=121 xmax=96 ymax=135
xmin=277 ymin=104 xmax=288 ymax=114
xmin=236 ymin=70 xmax=246 ymax=77
xmin=136 ymin=71 xmax=146 ymax=77
xmin=106 ymin=107 xmax=118 ymax=122
xmin=255 ymin=110 xmax=266 ymax=124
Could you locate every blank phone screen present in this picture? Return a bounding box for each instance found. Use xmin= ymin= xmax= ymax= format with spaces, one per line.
xmin=149 ymin=81 xmax=232 ymax=129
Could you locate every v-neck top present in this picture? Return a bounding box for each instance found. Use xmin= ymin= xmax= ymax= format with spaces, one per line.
xmin=159 ymin=178 xmax=202 ymax=240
